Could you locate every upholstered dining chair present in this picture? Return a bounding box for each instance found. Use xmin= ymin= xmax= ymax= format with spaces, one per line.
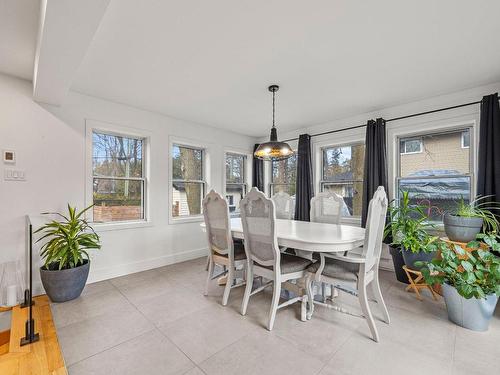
xmin=302 ymin=191 xmax=346 ymax=300
xmin=203 ymin=190 xmax=246 ymax=306
xmin=240 ymin=187 xmax=312 ymax=330
xmin=305 ymin=186 xmax=390 ymax=342
xmin=271 ymin=191 xmax=294 ymax=220
xmin=310 ymin=191 xmax=344 ymax=224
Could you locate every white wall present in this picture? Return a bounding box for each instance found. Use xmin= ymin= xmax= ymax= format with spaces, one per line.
xmin=0 ymin=73 xmax=256 ymax=291
xmin=262 ymin=81 xmax=500 ymax=269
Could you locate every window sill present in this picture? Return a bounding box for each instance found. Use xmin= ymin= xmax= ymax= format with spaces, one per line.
xmin=91 ymin=220 xmax=154 ymax=232
xmin=169 ymin=215 xmax=204 ymax=225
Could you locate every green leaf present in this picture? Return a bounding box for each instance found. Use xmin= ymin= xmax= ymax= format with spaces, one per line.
xmin=460 ymin=261 xmax=473 ymax=272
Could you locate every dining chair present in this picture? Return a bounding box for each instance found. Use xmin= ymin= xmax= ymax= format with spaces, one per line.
xmin=203 ymin=190 xmax=246 ymax=306
xmin=310 ymin=191 xmax=344 ymax=224
xmin=271 ymin=191 xmax=294 ymax=220
xmin=304 ymin=191 xmax=345 ymax=301
xmin=240 ymin=187 xmax=312 ymax=330
xmin=305 ymin=186 xmax=390 ymax=342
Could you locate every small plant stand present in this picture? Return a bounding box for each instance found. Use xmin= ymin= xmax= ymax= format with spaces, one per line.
xmin=402 ymin=265 xmax=439 ymax=301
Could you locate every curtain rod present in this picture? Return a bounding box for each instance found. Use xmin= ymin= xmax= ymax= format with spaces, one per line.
xmin=282 ymin=97 xmax=499 ymax=143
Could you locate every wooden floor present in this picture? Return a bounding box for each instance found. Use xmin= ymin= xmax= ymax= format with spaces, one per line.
xmin=0 ymin=295 xmax=67 ymax=375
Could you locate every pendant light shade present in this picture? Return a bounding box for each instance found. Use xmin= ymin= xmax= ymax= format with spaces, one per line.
xmin=254 ymin=85 xmax=294 ymax=161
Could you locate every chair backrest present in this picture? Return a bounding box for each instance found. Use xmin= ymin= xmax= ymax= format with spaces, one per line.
xmin=202 ymin=190 xmax=233 ymax=256
xmin=310 ymin=191 xmax=344 ymax=224
xmin=240 ymin=187 xmax=280 ymax=267
xmin=362 ymin=186 xmax=388 ymax=271
xmin=271 ymin=191 xmax=294 ymax=219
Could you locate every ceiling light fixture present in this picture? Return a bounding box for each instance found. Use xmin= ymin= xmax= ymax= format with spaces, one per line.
xmin=254 ymin=85 xmax=294 ymax=161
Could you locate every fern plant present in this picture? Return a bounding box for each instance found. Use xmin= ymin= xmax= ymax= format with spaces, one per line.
xmin=35 ymin=204 xmax=101 ymax=270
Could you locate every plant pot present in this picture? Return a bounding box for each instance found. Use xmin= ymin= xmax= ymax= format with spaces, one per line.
xmin=389 ymin=246 xmax=410 ymax=284
xmin=40 ymin=259 xmax=90 ymax=303
xmin=442 ymin=283 xmax=498 ymax=331
xmin=443 ymin=213 xmax=483 ymax=243
xmin=401 ymin=247 xmax=436 ymax=270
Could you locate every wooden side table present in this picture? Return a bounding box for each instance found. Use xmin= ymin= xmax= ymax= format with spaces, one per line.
xmin=402 ymin=265 xmax=439 ymax=301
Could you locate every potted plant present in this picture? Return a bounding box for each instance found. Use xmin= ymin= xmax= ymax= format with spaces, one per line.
xmin=385 ymin=191 xmax=437 ymax=272
xmin=418 ymin=235 xmax=500 ymax=331
xmin=443 ymin=196 xmax=500 ymax=243
xmin=36 ymin=204 xmax=100 ymax=302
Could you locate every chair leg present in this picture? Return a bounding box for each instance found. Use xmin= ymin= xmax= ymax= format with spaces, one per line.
xmin=205 ymin=255 xmax=210 ymax=271
xmin=300 ymin=295 xmax=307 ymax=322
xmin=321 ymin=282 xmax=327 ymax=302
xmin=204 ymin=257 xmax=214 ymax=296
xmin=241 ymin=262 xmax=253 ymax=316
xmin=306 ymin=275 xmax=315 ymax=320
xmin=268 ymin=276 xmax=281 ymax=331
xmin=372 ymin=272 xmax=390 ymax=324
xmin=222 ymin=264 xmax=234 ymax=306
xmin=358 ymin=282 xmax=379 ymax=342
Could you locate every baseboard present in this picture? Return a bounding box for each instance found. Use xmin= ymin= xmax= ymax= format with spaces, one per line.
xmin=32 ymin=247 xmax=208 ymax=295
xmin=87 ymin=247 xmax=209 ymax=284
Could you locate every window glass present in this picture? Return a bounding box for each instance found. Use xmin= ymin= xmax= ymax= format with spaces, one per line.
xmin=225 ymin=153 xmax=247 ymax=216
xmin=400 ymin=139 xmax=422 ymax=154
xmin=92 ymin=131 xmax=145 ymax=222
xmin=172 ymin=144 xmax=205 ymax=217
xmin=398 ymin=129 xmax=471 ymax=221
xmin=321 ymin=144 xmax=365 ymax=216
xmin=271 ymin=154 xmax=297 ymax=196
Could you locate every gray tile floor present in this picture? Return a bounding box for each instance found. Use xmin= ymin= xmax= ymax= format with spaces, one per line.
xmin=51 ymin=257 xmax=500 ymax=375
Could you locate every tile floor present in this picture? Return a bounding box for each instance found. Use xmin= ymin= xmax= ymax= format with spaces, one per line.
xmin=51 ymin=257 xmax=500 ymax=375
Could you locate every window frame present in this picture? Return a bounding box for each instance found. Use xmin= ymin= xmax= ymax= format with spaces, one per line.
xmin=320 ymin=141 xmax=365 ymax=218
xmin=399 ymin=137 xmax=423 ymax=155
xmin=169 ymin=137 xmax=208 ymax=224
xmin=85 ymin=119 xmax=151 ymax=231
xmin=224 ymin=150 xmax=250 ymax=216
xmin=269 ymin=152 xmax=298 ymax=197
xmin=396 ymin=126 xmax=474 ymax=223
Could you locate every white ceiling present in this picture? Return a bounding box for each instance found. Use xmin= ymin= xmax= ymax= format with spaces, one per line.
xmin=2 ymin=1 xmax=500 ymax=137
xmin=0 ymin=0 xmax=39 ymax=80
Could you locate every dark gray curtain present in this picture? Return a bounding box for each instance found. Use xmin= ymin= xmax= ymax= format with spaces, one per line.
xmin=477 ymin=93 xmax=500 ymax=203
xmin=361 ymin=118 xmax=388 ymax=228
xmin=294 ymin=134 xmax=314 ymax=221
xmin=252 ymin=144 xmax=264 ymax=192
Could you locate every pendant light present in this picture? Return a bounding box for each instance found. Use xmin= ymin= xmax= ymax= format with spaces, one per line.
xmin=254 ymin=85 xmax=294 ymax=161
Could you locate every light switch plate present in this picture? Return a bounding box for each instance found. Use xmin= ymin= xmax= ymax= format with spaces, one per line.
xmin=4 ymin=169 xmax=26 ymax=181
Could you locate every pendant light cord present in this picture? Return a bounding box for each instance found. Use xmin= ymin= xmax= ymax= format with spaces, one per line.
xmin=272 ymin=89 xmax=276 ymax=129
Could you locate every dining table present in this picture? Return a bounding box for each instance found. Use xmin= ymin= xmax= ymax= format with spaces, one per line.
xmin=202 ymin=218 xmax=366 ymax=313
xmin=226 ymin=217 xmax=365 ymax=254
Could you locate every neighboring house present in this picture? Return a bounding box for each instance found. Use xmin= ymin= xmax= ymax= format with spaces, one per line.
xmin=400 ymin=131 xmax=469 ymax=176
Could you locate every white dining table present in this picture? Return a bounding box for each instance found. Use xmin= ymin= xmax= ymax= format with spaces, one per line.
xmin=226 ymin=217 xmax=365 ymax=254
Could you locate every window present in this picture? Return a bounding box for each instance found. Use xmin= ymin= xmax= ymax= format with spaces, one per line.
xmin=270 ymin=154 xmax=297 ymax=196
xmin=172 ymin=144 xmax=205 ymax=217
xmin=398 ymin=128 xmax=472 ymax=221
xmin=461 ymin=129 xmax=470 ymax=148
xmin=321 ymin=143 xmax=365 ymax=217
xmin=92 ymin=131 xmax=145 ymax=222
xmin=400 ymin=138 xmax=422 ymax=154
xmin=225 ymin=153 xmax=247 ymax=216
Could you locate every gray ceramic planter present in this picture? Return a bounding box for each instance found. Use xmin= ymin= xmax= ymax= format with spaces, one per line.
xmin=40 ymin=260 xmax=90 ymax=302
xmin=443 ymin=213 xmax=483 ymax=243
xmin=442 ymin=283 xmax=498 ymax=331
xmin=401 ymin=247 xmax=436 ymax=270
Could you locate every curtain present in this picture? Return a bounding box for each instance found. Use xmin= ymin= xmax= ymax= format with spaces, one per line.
xmin=252 ymin=144 xmax=264 ymax=192
xmin=477 ymin=93 xmax=500 ymax=203
xmin=361 ymin=118 xmax=388 ymax=228
xmin=294 ymin=134 xmax=314 ymax=221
